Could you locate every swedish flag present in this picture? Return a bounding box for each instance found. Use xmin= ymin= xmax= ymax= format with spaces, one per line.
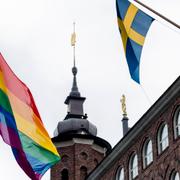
xmin=116 ymin=0 xmax=154 ymax=83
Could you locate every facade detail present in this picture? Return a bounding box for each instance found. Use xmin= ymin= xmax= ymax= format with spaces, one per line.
xmin=174 ymin=107 xmax=180 ymax=139
xmin=143 ymin=138 xmax=153 ymax=168
xmin=129 ymin=153 xmax=138 ymax=180
xmin=87 ymin=76 xmax=180 ymax=180
xmin=157 ymin=123 xmax=169 ymax=154
xmin=115 ymin=167 xmax=124 ymax=180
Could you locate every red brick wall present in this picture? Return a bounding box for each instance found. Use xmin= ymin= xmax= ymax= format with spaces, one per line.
xmin=100 ymin=97 xmax=180 ymax=180
xmin=51 ymin=142 xmax=104 ymax=180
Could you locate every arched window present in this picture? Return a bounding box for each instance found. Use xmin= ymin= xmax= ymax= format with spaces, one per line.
xmin=143 ymin=139 xmax=153 ymax=168
xmin=61 ymin=169 xmax=69 ymax=180
xmin=80 ymin=166 xmax=87 ymax=180
xmin=115 ymin=167 xmax=124 ymax=180
xmin=170 ymin=171 xmax=180 ymax=180
xmin=129 ymin=153 xmax=138 ymax=179
xmin=94 ymin=158 xmax=98 ymax=166
xmin=158 ymin=123 xmax=169 ymax=154
xmin=174 ymin=110 xmax=180 ymax=139
xmin=80 ymin=152 xmax=88 ymax=160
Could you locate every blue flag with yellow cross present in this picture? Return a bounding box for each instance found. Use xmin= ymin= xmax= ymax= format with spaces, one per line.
xmin=116 ymin=0 xmax=154 ymax=84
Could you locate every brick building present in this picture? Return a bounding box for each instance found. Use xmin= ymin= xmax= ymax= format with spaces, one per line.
xmin=50 ymin=56 xmax=180 ymax=179
xmin=87 ymin=76 xmax=180 ymax=180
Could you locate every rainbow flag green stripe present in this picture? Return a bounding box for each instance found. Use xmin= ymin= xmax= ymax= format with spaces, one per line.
xmin=19 ymin=131 xmax=60 ymax=165
xmin=0 ymin=53 xmax=60 ymax=179
xmin=0 ymin=88 xmax=12 ymax=114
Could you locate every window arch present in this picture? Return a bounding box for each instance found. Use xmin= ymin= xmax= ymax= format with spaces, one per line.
xmin=129 ymin=153 xmax=138 ymax=179
xmin=80 ymin=166 xmax=87 ymax=180
xmin=170 ymin=171 xmax=180 ymax=180
xmin=94 ymin=158 xmax=98 ymax=166
xmin=143 ymin=139 xmax=153 ymax=168
xmin=158 ymin=123 xmax=169 ymax=154
xmin=174 ymin=109 xmax=180 ymax=139
xmin=115 ymin=166 xmax=124 ymax=180
xmin=61 ymin=169 xmax=69 ymax=180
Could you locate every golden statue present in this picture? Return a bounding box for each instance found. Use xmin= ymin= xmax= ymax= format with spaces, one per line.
xmin=120 ymin=94 xmax=127 ymax=116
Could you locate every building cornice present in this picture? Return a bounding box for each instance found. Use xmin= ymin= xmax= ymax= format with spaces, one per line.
xmin=52 ymin=133 xmax=112 ymax=154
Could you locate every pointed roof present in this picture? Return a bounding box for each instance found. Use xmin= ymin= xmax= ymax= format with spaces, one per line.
xmin=52 ymin=24 xmax=111 ymax=154
xmin=54 ymin=25 xmax=97 ymax=136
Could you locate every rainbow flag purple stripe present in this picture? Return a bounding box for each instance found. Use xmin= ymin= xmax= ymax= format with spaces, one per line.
xmin=0 ymin=53 xmax=60 ymax=179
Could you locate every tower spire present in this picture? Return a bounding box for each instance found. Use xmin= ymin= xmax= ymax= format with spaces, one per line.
xmin=70 ymin=22 xmax=80 ymax=97
xmin=64 ymin=22 xmax=85 ymax=119
xmin=71 ymin=22 xmax=76 ymax=66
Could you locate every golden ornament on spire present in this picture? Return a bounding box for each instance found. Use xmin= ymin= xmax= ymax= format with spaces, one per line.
xmin=120 ymin=94 xmax=127 ymax=116
xmin=71 ymin=22 xmax=76 ymax=46
xmin=71 ymin=32 xmax=76 ymax=46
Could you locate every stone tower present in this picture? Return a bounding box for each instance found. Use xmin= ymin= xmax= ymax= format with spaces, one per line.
xmin=50 ymin=64 xmax=111 ymax=180
xmin=50 ymin=28 xmax=111 ymax=179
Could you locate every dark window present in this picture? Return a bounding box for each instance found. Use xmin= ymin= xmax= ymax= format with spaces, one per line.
xmin=94 ymin=158 xmax=98 ymax=166
xmin=80 ymin=152 xmax=88 ymax=160
xmin=61 ymin=169 xmax=69 ymax=180
xmin=80 ymin=166 xmax=87 ymax=180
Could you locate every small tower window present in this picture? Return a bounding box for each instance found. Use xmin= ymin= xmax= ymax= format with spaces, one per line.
xmin=129 ymin=153 xmax=138 ymax=180
xmin=174 ymin=109 xmax=180 ymax=139
xmin=94 ymin=158 xmax=98 ymax=166
xmin=80 ymin=152 xmax=88 ymax=160
xmin=115 ymin=167 xmax=124 ymax=180
xmin=143 ymin=139 xmax=153 ymax=168
xmin=61 ymin=169 xmax=69 ymax=180
xmin=80 ymin=166 xmax=88 ymax=180
xmin=170 ymin=171 xmax=180 ymax=180
xmin=158 ymin=123 xmax=169 ymax=154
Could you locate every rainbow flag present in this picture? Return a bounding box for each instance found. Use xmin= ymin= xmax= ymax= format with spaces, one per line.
xmin=0 ymin=54 xmax=60 ymax=179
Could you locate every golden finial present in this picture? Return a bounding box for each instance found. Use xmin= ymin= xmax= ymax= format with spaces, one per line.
xmin=120 ymin=94 xmax=127 ymax=117
xmin=71 ymin=22 xmax=76 ymax=46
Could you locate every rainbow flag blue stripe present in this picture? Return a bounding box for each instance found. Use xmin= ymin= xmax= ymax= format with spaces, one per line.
xmin=0 ymin=54 xmax=60 ymax=179
xmin=116 ymin=0 xmax=154 ymax=83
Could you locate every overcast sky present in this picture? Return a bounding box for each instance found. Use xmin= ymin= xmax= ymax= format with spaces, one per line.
xmin=0 ymin=0 xmax=180 ymax=179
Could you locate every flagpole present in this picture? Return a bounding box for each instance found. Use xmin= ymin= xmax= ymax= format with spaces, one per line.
xmin=134 ymin=0 xmax=180 ymax=29
xmin=73 ymin=22 xmax=76 ymax=67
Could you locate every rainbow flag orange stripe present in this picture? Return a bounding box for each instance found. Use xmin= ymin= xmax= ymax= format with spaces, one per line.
xmin=0 ymin=54 xmax=60 ymax=179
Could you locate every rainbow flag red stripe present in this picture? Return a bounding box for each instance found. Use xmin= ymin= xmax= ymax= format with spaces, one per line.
xmin=0 ymin=54 xmax=60 ymax=179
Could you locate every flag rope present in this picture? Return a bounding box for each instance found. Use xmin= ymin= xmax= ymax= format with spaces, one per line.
xmin=140 ymin=85 xmax=152 ymax=106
